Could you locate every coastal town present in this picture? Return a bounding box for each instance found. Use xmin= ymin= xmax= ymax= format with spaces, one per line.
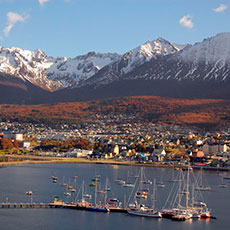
xmin=0 ymin=118 xmax=230 ymax=170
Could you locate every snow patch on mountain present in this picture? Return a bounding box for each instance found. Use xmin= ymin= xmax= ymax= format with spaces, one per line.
xmin=176 ymin=32 xmax=230 ymax=65
xmin=0 ymin=47 xmax=120 ymax=91
xmin=121 ymin=38 xmax=179 ymax=74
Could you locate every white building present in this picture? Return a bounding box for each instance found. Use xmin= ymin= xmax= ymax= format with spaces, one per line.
xmin=3 ymin=132 xmax=23 ymax=141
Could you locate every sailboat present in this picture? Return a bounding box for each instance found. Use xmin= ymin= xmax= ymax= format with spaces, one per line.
xmin=75 ymin=180 xmax=92 ymax=210
xmin=161 ymin=168 xmax=192 ymax=220
xmin=127 ymin=169 xmax=162 ymax=218
xmin=194 ymin=168 xmax=211 ymax=191
xmin=104 ymin=177 xmax=124 ymax=212
xmin=161 ymin=166 xmax=211 ymax=220
xmin=218 ymin=174 xmax=228 ymax=188
xmin=86 ymin=178 xmax=109 ymax=213
xmin=168 ymin=168 xmax=180 ymax=182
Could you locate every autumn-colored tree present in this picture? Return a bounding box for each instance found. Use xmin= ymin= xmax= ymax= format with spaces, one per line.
xmin=0 ymin=138 xmax=14 ymax=150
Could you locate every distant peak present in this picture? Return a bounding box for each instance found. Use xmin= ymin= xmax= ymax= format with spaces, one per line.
xmin=155 ymin=37 xmax=170 ymax=43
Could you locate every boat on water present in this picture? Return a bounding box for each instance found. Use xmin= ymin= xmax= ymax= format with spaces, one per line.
xmin=168 ymin=168 xmax=180 ymax=183
xmin=127 ymin=169 xmax=161 ymax=218
xmin=115 ymin=179 xmax=126 ymax=185
xmin=89 ymin=183 xmax=97 ymax=187
xmin=223 ymin=174 xmax=230 ymax=180
xmin=86 ymin=206 xmax=110 ymax=212
xmin=194 ymin=168 xmax=211 ymax=191
xmin=105 ymin=198 xmax=124 ymax=212
xmin=128 ymin=203 xmax=161 ymax=218
xmin=157 ymin=182 xmax=166 ymax=188
xmin=123 ymin=182 xmax=135 ymax=187
xmin=161 ymin=167 xmax=211 ymax=220
xmin=172 ymin=213 xmax=192 ymax=221
xmin=64 ymin=192 xmax=71 ymax=196
xmin=86 ymin=176 xmax=110 ymax=213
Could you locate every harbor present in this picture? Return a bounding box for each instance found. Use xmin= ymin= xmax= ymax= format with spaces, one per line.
xmin=0 ymin=163 xmax=225 ymax=223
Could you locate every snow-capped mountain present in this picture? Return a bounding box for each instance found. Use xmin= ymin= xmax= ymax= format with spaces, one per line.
xmin=1 ymin=32 xmax=230 ymax=104
xmin=120 ymin=37 xmax=179 ymax=74
xmin=81 ymin=37 xmax=182 ymax=86
xmin=0 ymin=37 xmax=182 ymax=91
xmin=124 ymin=32 xmax=230 ymax=82
xmin=0 ymin=47 xmax=120 ymax=91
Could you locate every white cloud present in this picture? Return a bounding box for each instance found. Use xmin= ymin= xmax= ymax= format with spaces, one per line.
xmin=179 ymin=14 xmax=194 ymax=29
xmin=4 ymin=12 xmax=28 ymax=37
xmin=39 ymin=0 xmax=50 ymax=6
xmin=213 ymin=4 xmax=228 ymax=13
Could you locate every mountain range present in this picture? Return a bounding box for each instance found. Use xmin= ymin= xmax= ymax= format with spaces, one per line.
xmin=1 ymin=32 xmax=230 ymax=104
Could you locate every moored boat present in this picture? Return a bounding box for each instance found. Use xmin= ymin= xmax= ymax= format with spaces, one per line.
xmin=127 ymin=204 xmax=161 ymax=218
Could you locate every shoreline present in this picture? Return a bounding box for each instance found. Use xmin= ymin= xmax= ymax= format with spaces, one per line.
xmin=0 ymin=155 xmax=229 ymax=172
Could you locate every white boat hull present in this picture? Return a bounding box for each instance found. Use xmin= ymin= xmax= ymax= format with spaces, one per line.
xmin=128 ymin=209 xmax=162 ymax=218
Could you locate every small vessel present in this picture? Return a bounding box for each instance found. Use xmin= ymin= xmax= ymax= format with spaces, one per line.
xmin=223 ymin=174 xmax=230 ymax=180
xmin=128 ymin=178 xmax=161 ymax=218
xmin=218 ymin=174 xmax=228 ymax=188
xmin=86 ymin=177 xmax=110 ymax=213
xmin=195 ymin=168 xmax=211 ymax=191
xmin=142 ymin=180 xmax=152 ymax=185
xmin=194 ymin=185 xmax=211 ymax=191
xmin=172 ymin=213 xmax=192 ymax=221
xmin=115 ymin=179 xmax=126 ymax=185
xmin=86 ymin=206 xmax=110 ymax=212
xmin=123 ymin=182 xmax=135 ymax=187
xmin=64 ymin=192 xmax=71 ymax=196
xmin=136 ymin=191 xmax=148 ymax=199
xmin=92 ymin=178 xmax=100 ymax=182
xmin=89 ymin=183 xmax=97 ymax=187
xmin=127 ymin=204 xmax=161 ymax=218
xmin=25 ymin=190 xmax=33 ymax=195
xmin=157 ymin=181 xmax=165 ymax=188
xmin=83 ymin=194 xmax=92 ymax=199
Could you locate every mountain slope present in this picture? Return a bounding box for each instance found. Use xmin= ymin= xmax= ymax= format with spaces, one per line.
xmin=81 ymin=37 xmax=181 ymax=86
xmin=0 ymin=73 xmax=51 ymax=104
xmin=0 ymin=47 xmax=120 ymax=91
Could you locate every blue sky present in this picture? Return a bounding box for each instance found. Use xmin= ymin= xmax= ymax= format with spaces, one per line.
xmin=0 ymin=0 xmax=230 ymax=57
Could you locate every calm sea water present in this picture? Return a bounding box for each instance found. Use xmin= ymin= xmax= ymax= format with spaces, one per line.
xmin=0 ymin=163 xmax=229 ymax=230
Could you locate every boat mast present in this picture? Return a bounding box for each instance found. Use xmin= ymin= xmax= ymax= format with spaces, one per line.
xmin=186 ymin=166 xmax=190 ymax=208
xmin=152 ymin=178 xmax=156 ymax=210
xmin=95 ymin=182 xmax=97 ymax=206
xmin=104 ymin=177 xmax=108 ymax=205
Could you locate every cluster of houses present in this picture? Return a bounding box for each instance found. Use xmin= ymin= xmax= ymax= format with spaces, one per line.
xmin=0 ymin=120 xmax=230 ymax=167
